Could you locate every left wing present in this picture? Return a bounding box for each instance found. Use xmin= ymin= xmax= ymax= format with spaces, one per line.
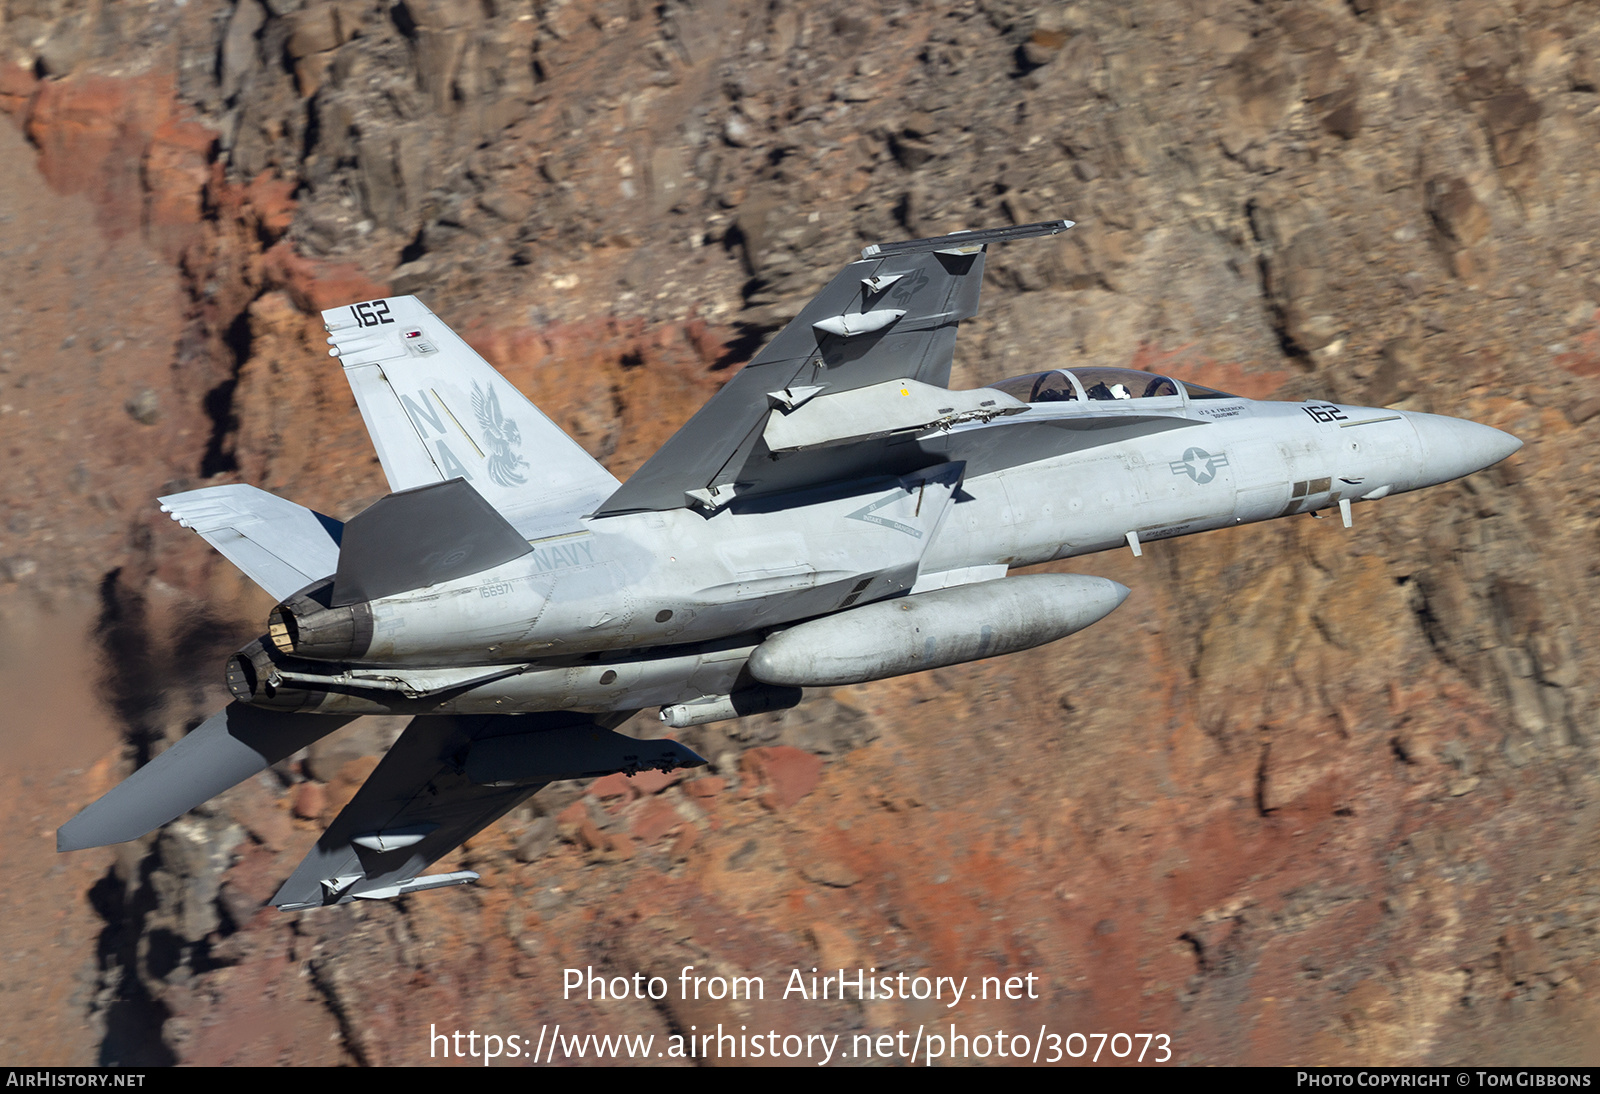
xmin=595 ymin=220 xmax=1073 ymax=516
xmin=271 ymin=712 xmax=705 ymax=909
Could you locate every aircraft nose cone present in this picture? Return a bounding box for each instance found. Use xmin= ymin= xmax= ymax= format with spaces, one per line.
xmin=1409 ymin=412 xmax=1522 ymax=486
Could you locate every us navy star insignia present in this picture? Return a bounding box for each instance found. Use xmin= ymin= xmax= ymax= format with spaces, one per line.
xmin=1170 ymin=447 xmax=1229 ymax=484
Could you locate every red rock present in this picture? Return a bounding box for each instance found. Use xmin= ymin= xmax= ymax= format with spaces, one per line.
xmin=245 ymin=172 xmax=297 ymax=241
xmin=224 ymin=777 xmax=292 ymax=852
xmin=799 ymin=858 xmax=861 ymax=888
xmin=218 ymin=840 xmax=284 ymax=913
xmin=573 ymin=816 xmax=632 ymax=862
xmin=0 ymin=63 xmax=36 ymax=116
xmin=260 ymin=239 xmax=389 ymax=315
xmin=586 ymin=772 xmax=637 ymax=801
xmin=6 ymin=18 xmax=1597 ymax=1070
xmin=554 ymin=801 xmax=589 ymax=841
xmin=25 ymin=75 xmax=185 ymax=238
xmin=629 ymin=798 xmax=683 ymax=844
xmin=324 ymin=756 xmax=380 ymax=822
xmin=669 ymin=826 xmax=698 ymax=862
xmin=1126 ymin=343 xmax=1292 ymax=401
xmin=576 ymin=816 xmax=607 ymax=852
xmin=684 ymin=776 xmax=725 ymax=799
xmin=1555 ymin=320 xmax=1600 ymax=378
xmin=740 ymin=746 xmax=824 ymax=811
xmin=291 ymin=781 xmax=324 ymax=820
xmin=624 ymin=768 xmax=680 ymax=795
xmin=142 ymin=115 xmax=216 ymax=262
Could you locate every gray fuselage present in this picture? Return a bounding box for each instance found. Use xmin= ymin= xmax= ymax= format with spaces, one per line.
xmin=241 ymin=382 xmax=1515 ymax=720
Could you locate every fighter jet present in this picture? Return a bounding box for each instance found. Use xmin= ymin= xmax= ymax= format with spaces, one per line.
xmin=58 ymin=220 xmax=1520 ymax=910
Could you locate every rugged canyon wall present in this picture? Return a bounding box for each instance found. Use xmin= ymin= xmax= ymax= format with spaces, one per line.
xmin=1 ymin=0 xmax=1599 ymax=1065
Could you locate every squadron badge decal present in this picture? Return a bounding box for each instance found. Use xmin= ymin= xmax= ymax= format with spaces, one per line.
xmin=472 ymin=381 xmax=530 ymax=487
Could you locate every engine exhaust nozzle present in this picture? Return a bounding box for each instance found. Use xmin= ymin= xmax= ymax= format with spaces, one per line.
xmin=268 ymin=578 xmax=374 ymax=662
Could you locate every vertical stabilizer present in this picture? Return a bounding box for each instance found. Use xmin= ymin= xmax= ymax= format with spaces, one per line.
xmin=323 ymin=296 xmax=619 ymax=533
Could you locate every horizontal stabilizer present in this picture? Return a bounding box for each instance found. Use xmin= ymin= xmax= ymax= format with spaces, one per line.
xmin=159 ymin=485 xmax=342 ymax=602
xmin=58 ymin=705 xmax=353 ymax=851
xmin=697 ymin=408 xmax=1198 ymax=505
xmin=331 ymin=477 xmax=532 ymax=606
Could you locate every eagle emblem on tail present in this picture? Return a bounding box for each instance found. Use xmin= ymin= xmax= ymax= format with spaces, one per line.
xmin=471 ymin=381 xmax=530 ymax=487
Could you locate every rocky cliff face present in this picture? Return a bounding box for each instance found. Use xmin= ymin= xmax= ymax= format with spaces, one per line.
xmin=2 ymin=0 xmax=1599 ymax=1066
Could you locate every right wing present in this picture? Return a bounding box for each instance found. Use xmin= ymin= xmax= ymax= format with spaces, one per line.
xmin=595 ymin=220 xmax=1074 ymax=516
xmin=271 ymin=712 xmax=706 ymax=910
xmin=321 ymin=296 xmax=620 ymax=535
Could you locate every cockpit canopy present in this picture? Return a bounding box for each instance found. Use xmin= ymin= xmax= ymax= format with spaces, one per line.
xmin=986 ymin=368 xmax=1237 ymax=403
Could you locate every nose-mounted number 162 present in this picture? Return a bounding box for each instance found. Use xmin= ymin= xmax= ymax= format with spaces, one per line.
xmin=1302 ymin=404 xmax=1348 ymax=423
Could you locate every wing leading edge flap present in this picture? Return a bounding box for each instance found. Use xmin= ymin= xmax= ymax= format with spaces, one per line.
xmin=651 ymin=407 xmax=1199 ymax=509
xmin=271 ymin=713 xmax=706 ymax=910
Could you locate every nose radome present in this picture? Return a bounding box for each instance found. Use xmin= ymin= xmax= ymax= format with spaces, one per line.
xmin=1408 ymin=412 xmax=1522 ymax=486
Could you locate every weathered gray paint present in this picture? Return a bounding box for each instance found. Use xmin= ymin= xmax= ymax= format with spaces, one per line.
xmin=61 ymin=222 xmax=1521 ymax=910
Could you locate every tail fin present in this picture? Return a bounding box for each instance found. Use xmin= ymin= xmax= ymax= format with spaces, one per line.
xmin=323 ymin=296 xmax=619 ymax=533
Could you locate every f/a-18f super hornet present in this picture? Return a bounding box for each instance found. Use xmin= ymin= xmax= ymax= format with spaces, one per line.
xmin=59 ymin=220 xmax=1520 ymax=910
